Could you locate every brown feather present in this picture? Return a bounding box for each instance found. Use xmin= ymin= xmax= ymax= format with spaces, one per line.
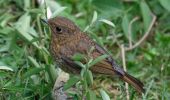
xmin=91 ymin=51 xmax=144 ymax=93
xmin=121 ymin=73 xmax=144 ymax=93
xmin=48 ymin=16 xmax=145 ymax=94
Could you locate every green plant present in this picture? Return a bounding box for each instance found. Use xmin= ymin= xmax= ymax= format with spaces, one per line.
xmin=0 ymin=0 xmax=170 ymax=99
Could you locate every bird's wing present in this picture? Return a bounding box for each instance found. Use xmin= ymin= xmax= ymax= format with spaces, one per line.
xmin=60 ymin=35 xmax=144 ymax=93
xmin=94 ymin=44 xmax=144 ymax=93
xmin=94 ymin=44 xmax=125 ymax=76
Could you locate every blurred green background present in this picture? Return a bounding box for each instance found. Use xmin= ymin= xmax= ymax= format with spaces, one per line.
xmin=0 ymin=0 xmax=170 ymax=99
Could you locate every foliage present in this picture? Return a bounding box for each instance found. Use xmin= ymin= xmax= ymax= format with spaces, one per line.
xmin=0 ymin=0 xmax=170 ymax=99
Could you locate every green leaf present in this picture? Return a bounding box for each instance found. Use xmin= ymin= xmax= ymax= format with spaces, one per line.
xmin=144 ymin=53 xmax=152 ymax=61
xmin=28 ymin=56 xmax=41 ymax=68
xmin=91 ymin=11 xmax=98 ymax=25
xmin=0 ymin=65 xmax=13 ymax=71
xmin=140 ymin=1 xmax=152 ymax=32
xmin=156 ymin=32 xmax=170 ymax=46
xmin=24 ymin=0 xmax=30 ymax=9
xmin=74 ymin=61 xmax=86 ymax=68
xmin=90 ymin=33 xmax=104 ymax=46
xmin=4 ymin=86 xmax=24 ymax=92
xmin=84 ymin=11 xmax=98 ymax=32
xmin=122 ymin=15 xmax=129 ymax=39
xmin=81 ymin=68 xmax=86 ymax=77
xmin=0 ymin=72 xmax=9 ymax=78
xmin=28 ymin=8 xmax=43 ymax=14
xmin=29 ymin=27 xmax=39 ymax=37
xmin=15 ymin=13 xmax=31 ymax=33
xmin=99 ymin=19 xmax=115 ymax=28
xmin=47 ymin=0 xmax=61 ymax=11
xmin=86 ymin=70 xmax=93 ymax=85
xmin=92 ymin=0 xmax=123 ymax=16
xmin=100 ymin=89 xmax=110 ymax=100
xmin=14 ymin=14 xmax=39 ymax=48
xmin=142 ymin=80 xmax=154 ymax=99
xmin=89 ymin=54 xmax=108 ymax=68
xmin=87 ymin=90 xmax=96 ymax=100
xmin=84 ymin=25 xmax=90 ymax=32
xmin=4 ymin=80 xmax=13 ymax=87
xmin=159 ymin=0 xmax=170 ymax=12
xmin=63 ymin=76 xmax=80 ymax=90
xmin=23 ymin=67 xmax=44 ymax=78
xmin=51 ymin=7 xmax=67 ymax=18
xmin=71 ymin=53 xmax=86 ymax=61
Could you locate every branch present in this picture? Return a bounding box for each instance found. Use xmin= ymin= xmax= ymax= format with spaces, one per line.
xmin=125 ymin=14 xmax=156 ymax=51
xmin=121 ymin=44 xmax=129 ymax=100
xmin=128 ymin=16 xmax=139 ymax=48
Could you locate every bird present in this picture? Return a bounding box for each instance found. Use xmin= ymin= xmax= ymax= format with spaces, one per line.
xmin=42 ymin=16 xmax=144 ymax=93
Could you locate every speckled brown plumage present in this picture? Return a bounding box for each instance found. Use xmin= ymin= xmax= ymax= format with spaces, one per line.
xmin=47 ymin=16 xmax=144 ymax=93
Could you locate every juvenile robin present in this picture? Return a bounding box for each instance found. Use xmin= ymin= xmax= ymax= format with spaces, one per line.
xmin=43 ymin=16 xmax=144 ymax=93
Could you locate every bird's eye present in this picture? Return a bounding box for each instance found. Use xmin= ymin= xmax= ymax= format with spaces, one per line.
xmin=56 ymin=27 xmax=62 ymax=33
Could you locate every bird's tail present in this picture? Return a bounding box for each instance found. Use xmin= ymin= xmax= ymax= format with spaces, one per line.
xmin=121 ymin=73 xmax=144 ymax=93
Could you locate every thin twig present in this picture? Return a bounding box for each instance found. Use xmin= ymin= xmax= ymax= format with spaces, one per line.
xmin=128 ymin=16 xmax=139 ymax=48
xmin=125 ymin=14 xmax=156 ymax=51
xmin=121 ymin=44 xmax=129 ymax=100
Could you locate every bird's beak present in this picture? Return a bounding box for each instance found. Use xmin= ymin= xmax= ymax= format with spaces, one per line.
xmin=40 ymin=18 xmax=48 ymax=25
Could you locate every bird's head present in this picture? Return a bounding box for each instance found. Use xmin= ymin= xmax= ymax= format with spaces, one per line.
xmin=45 ymin=17 xmax=80 ymax=43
